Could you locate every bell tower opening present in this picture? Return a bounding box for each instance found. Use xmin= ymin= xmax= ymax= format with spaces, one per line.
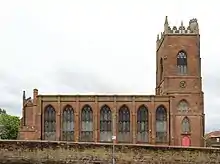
xmin=177 ymin=50 xmax=187 ymax=75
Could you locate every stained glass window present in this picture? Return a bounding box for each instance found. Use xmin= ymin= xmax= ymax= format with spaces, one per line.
xmin=156 ymin=105 xmax=167 ymax=143
xmin=118 ymin=105 xmax=130 ymax=143
xmin=100 ymin=105 xmax=112 ymax=142
xmin=80 ymin=105 xmax=93 ymax=142
xmin=44 ymin=105 xmax=56 ymax=140
xmin=137 ymin=105 xmax=148 ymax=143
xmin=62 ymin=105 xmax=74 ymax=141
xmin=182 ymin=117 xmax=190 ymax=133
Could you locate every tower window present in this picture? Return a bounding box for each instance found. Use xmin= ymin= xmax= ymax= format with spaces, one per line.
xmin=182 ymin=117 xmax=190 ymax=133
xmin=160 ymin=58 xmax=163 ymax=80
xmin=177 ymin=51 xmax=187 ymax=75
xmin=177 ymin=100 xmax=189 ymax=112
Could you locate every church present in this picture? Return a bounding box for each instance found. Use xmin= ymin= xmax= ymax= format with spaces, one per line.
xmin=19 ymin=16 xmax=205 ymax=147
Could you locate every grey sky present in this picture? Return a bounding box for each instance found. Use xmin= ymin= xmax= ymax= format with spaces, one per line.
xmin=0 ymin=0 xmax=219 ymax=132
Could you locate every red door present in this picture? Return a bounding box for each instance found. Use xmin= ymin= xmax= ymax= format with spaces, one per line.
xmin=182 ymin=136 xmax=190 ymax=146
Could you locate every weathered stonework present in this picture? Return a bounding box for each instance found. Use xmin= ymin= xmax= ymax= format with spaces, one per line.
xmin=0 ymin=140 xmax=220 ymax=164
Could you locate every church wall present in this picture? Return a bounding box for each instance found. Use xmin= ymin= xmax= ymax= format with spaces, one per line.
xmin=23 ymin=105 xmax=34 ymax=126
xmin=21 ymin=95 xmax=173 ymax=145
xmin=174 ymin=115 xmax=203 ymax=146
xmin=169 ymin=93 xmax=204 ymax=147
xmin=1 ymin=140 xmax=220 ymax=163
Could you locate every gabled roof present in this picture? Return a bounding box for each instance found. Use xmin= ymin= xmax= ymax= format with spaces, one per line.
xmin=205 ymin=131 xmax=220 ymax=139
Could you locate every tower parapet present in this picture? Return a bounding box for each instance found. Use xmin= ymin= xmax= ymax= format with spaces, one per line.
xmin=157 ymin=16 xmax=199 ymax=50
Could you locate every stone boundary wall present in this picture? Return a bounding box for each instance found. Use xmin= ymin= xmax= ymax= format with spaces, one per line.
xmin=0 ymin=140 xmax=220 ymax=163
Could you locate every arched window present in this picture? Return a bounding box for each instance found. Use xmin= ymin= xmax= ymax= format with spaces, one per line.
xmin=80 ymin=105 xmax=93 ymax=142
xmin=100 ymin=105 xmax=112 ymax=142
xmin=178 ymin=100 xmax=189 ymax=111
xmin=62 ymin=105 xmax=74 ymax=141
xmin=44 ymin=105 xmax=56 ymax=140
xmin=160 ymin=58 xmax=163 ymax=80
xmin=182 ymin=117 xmax=190 ymax=133
xmin=177 ymin=51 xmax=187 ymax=75
xmin=118 ymin=105 xmax=130 ymax=143
xmin=156 ymin=105 xmax=167 ymax=143
xmin=137 ymin=105 xmax=148 ymax=143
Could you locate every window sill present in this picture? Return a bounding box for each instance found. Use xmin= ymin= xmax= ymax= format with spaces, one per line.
xmin=181 ymin=132 xmax=191 ymax=135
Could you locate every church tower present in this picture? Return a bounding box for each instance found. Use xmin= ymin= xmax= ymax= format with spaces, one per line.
xmin=155 ymin=16 xmax=204 ymax=147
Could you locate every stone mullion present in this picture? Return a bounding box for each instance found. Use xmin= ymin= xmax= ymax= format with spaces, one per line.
xmin=132 ymin=97 xmax=136 ymax=144
xmin=56 ymin=96 xmax=61 ymax=141
xmin=94 ymin=97 xmax=98 ymax=142
xmin=150 ymin=96 xmax=155 ymax=144
xmin=75 ymin=96 xmax=79 ymax=142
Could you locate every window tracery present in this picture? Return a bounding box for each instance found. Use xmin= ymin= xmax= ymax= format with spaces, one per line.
xmin=156 ymin=105 xmax=167 ymax=143
xmin=100 ymin=105 xmax=112 ymax=142
xmin=44 ymin=105 xmax=56 ymax=140
xmin=178 ymin=100 xmax=189 ymax=111
xmin=118 ymin=105 xmax=130 ymax=143
xmin=80 ymin=105 xmax=93 ymax=142
xmin=182 ymin=117 xmax=190 ymax=133
xmin=62 ymin=105 xmax=74 ymax=141
xmin=177 ymin=51 xmax=187 ymax=74
xmin=137 ymin=105 xmax=148 ymax=143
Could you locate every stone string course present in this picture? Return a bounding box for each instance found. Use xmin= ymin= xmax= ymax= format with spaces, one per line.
xmin=0 ymin=140 xmax=220 ymax=163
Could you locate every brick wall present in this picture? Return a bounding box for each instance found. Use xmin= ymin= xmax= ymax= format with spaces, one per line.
xmin=0 ymin=140 xmax=219 ymax=163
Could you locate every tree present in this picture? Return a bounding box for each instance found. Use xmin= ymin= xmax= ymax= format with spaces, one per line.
xmin=0 ymin=113 xmax=20 ymax=139
xmin=0 ymin=108 xmax=6 ymax=114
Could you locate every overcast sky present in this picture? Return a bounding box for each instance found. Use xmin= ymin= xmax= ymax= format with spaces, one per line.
xmin=0 ymin=0 xmax=219 ymax=132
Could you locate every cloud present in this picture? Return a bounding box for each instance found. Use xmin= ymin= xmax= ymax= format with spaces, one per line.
xmin=52 ymin=67 xmax=129 ymax=93
xmin=203 ymin=73 xmax=220 ymax=132
xmin=0 ymin=73 xmax=23 ymax=116
xmin=204 ymin=75 xmax=220 ymax=97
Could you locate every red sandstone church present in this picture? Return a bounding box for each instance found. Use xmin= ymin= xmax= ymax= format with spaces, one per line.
xmin=19 ymin=16 xmax=205 ymax=147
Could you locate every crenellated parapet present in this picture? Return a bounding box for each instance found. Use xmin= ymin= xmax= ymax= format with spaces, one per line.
xmin=156 ymin=16 xmax=199 ymax=50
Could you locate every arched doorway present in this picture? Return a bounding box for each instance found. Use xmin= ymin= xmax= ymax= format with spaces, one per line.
xmin=182 ymin=136 xmax=190 ymax=146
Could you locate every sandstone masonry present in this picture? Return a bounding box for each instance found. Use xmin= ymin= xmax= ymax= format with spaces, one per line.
xmin=0 ymin=140 xmax=219 ymax=164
